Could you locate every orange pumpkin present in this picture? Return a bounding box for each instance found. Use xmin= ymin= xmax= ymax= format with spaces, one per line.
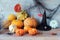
xmin=24 ymin=17 xmax=37 ymax=28
xmin=11 ymin=20 xmax=23 ymax=28
xmin=8 ymin=14 xmax=17 ymax=21
xmin=15 ymin=29 xmax=25 ymax=36
xmin=24 ymin=26 xmax=32 ymax=32
xmin=28 ymin=28 xmax=38 ymax=35
xmin=15 ymin=29 xmax=20 ymax=36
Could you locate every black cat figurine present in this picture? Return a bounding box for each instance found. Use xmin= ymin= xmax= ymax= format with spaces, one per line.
xmin=37 ymin=10 xmax=51 ymax=31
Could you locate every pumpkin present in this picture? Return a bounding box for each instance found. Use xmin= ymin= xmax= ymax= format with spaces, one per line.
xmin=24 ymin=26 xmax=32 ymax=32
xmin=24 ymin=17 xmax=37 ymax=28
xmin=9 ymin=24 xmax=17 ymax=33
xmin=2 ymin=20 xmax=11 ymax=29
xmin=17 ymin=10 xmax=28 ymax=21
xmin=28 ymin=28 xmax=38 ymax=35
xmin=15 ymin=29 xmax=25 ymax=36
xmin=11 ymin=20 xmax=23 ymax=28
xmin=8 ymin=14 xmax=17 ymax=21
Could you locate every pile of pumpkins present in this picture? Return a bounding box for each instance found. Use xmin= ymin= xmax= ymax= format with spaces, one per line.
xmin=2 ymin=4 xmax=38 ymax=36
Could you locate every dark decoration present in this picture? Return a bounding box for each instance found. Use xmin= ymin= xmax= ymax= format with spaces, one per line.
xmin=37 ymin=10 xmax=51 ymax=31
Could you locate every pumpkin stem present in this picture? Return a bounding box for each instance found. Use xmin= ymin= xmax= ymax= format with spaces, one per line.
xmin=21 ymin=10 xmax=25 ymax=14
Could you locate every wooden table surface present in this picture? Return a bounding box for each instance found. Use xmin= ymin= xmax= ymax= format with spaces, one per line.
xmin=0 ymin=29 xmax=60 ymax=40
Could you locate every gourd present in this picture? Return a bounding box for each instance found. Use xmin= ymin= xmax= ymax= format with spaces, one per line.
xmin=24 ymin=17 xmax=37 ymax=28
xmin=11 ymin=20 xmax=23 ymax=28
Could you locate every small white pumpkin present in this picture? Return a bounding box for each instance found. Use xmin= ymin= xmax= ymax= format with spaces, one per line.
xmin=9 ymin=24 xmax=17 ymax=33
xmin=50 ymin=20 xmax=58 ymax=28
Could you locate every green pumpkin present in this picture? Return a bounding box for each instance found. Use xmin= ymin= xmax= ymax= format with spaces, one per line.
xmin=17 ymin=10 xmax=28 ymax=21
